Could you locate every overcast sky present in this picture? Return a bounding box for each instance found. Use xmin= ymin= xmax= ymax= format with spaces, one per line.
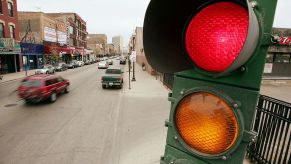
xmin=17 ymin=0 xmax=290 ymax=47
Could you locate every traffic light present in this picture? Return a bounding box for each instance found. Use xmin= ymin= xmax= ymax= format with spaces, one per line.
xmin=143 ymin=0 xmax=277 ymax=163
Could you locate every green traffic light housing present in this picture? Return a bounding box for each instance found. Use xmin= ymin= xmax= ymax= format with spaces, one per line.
xmin=144 ymin=0 xmax=278 ymax=163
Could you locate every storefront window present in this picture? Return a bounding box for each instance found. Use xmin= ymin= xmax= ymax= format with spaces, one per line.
xmin=266 ymin=53 xmax=274 ymax=63
xmin=274 ymin=54 xmax=291 ymax=63
xmin=0 ymin=1 xmax=3 ymax=14
xmin=69 ymin=26 xmax=73 ymax=34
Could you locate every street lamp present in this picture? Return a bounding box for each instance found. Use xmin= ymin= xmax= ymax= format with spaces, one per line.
xmin=131 ymin=34 xmax=136 ymax=82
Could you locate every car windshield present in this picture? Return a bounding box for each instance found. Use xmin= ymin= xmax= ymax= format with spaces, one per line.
xmin=105 ymin=69 xmax=121 ymax=74
xmin=21 ymin=79 xmax=42 ymax=87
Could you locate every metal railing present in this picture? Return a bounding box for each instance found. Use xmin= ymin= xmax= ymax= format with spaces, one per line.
xmin=247 ymin=95 xmax=291 ymax=164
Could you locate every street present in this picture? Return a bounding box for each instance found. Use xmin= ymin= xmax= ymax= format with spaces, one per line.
xmin=0 ymin=60 xmax=169 ymax=164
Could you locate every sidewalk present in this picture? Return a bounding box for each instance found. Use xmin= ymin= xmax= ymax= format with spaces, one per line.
xmin=123 ymin=63 xmax=169 ymax=94
xmin=0 ymin=70 xmax=35 ymax=84
xmin=117 ymin=63 xmax=170 ymax=164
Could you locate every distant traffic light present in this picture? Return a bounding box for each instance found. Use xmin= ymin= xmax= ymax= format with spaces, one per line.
xmin=143 ymin=0 xmax=278 ymax=163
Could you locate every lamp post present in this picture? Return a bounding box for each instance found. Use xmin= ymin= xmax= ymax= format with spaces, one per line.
xmin=131 ymin=34 xmax=136 ymax=81
xmin=128 ymin=51 xmax=131 ymax=90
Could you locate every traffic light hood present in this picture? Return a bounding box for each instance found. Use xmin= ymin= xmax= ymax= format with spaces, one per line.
xmin=143 ymin=0 xmax=259 ymax=75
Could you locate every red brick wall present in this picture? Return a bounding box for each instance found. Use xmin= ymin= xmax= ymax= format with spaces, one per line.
xmin=0 ymin=0 xmax=20 ymax=41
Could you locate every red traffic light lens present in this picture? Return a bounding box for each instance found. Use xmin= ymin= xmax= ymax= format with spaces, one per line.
xmin=185 ymin=2 xmax=248 ymax=72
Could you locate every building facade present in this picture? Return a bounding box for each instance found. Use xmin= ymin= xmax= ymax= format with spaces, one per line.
xmin=129 ymin=27 xmax=153 ymax=74
xmin=266 ymin=28 xmax=291 ymax=77
xmin=44 ymin=13 xmax=88 ymax=61
xmin=112 ymin=36 xmax=123 ymax=55
xmin=18 ymin=12 xmax=88 ymax=67
xmin=0 ymin=0 xmax=21 ymax=74
xmin=18 ymin=12 xmax=68 ymax=67
xmin=107 ymin=43 xmax=114 ymax=55
xmin=87 ymin=34 xmax=107 ymax=56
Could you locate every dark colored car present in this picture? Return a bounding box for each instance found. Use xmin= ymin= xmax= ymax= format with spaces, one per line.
xmin=18 ymin=74 xmax=70 ymax=103
xmin=119 ymin=58 xmax=126 ymax=65
xmin=101 ymin=68 xmax=123 ymax=89
xmin=107 ymin=60 xmax=113 ymax=65
xmin=55 ymin=63 xmax=68 ymax=72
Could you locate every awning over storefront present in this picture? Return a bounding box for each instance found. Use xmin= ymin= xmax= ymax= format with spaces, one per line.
xmin=20 ymin=43 xmax=44 ymax=55
xmin=0 ymin=38 xmax=21 ymax=54
xmin=85 ymin=49 xmax=93 ymax=54
xmin=74 ymin=48 xmax=85 ymax=56
xmin=44 ymin=45 xmax=75 ymax=55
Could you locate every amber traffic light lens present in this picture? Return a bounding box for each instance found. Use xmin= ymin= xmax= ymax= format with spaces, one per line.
xmin=175 ymin=92 xmax=239 ymax=155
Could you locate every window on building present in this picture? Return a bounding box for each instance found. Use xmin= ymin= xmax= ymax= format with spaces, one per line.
xmin=9 ymin=25 xmax=15 ymax=38
xmin=69 ymin=38 xmax=74 ymax=46
xmin=0 ymin=1 xmax=3 ymax=14
xmin=8 ymin=2 xmax=13 ymax=17
xmin=274 ymin=54 xmax=291 ymax=63
xmin=69 ymin=26 xmax=73 ymax=34
xmin=266 ymin=53 xmax=274 ymax=63
xmin=0 ymin=23 xmax=4 ymax=38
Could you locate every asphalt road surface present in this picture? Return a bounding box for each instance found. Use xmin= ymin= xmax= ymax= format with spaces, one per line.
xmin=0 ymin=60 xmax=169 ymax=164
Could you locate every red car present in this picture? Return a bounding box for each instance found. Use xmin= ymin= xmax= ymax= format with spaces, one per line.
xmin=18 ymin=74 xmax=70 ymax=103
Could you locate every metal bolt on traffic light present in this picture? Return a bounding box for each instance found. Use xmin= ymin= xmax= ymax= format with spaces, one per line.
xmin=143 ymin=0 xmax=278 ymax=163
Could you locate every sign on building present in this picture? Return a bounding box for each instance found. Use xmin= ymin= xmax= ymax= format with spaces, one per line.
xmin=44 ymin=27 xmax=57 ymax=42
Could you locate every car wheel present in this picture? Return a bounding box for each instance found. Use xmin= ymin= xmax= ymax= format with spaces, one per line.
xmin=50 ymin=92 xmax=57 ymax=102
xmin=46 ymin=71 xmax=49 ymax=74
xmin=64 ymin=85 xmax=70 ymax=93
xmin=102 ymin=85 xmax=106 ymax=89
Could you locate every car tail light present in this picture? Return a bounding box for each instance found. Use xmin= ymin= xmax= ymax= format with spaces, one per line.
xmin=175 ymin=92 xmax=239 ymax=155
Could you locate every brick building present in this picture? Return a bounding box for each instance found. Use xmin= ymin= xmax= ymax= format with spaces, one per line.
xmin=266 ymin=28 xmax=291 ymax=77
xmin=18 ymin=12 xmax=88 ymax=66
xmin=18 ymin=12 xmax=68 ymax=67
xmin=129 ymin=27 xmax=153 ymax=75
xmin=87 ymin=34 xmax=107 ymax=56
xmin=0 ymin=0 xmax=21 ymax=74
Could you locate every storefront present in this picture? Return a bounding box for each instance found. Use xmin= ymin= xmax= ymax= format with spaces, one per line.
xmin=59 ymin=46 xmax=75 ymax=63
xmin=21 ymin=43 xmax=44 ymax=70
xmin=265 ymin=28 xmax=291 ymax=77
xmin=44 ymin=44 xmax=74 ymax=64
xmin=85 ymin=49 xmax=94 ymax=61
xmin=0 ymin=39 xmax=21 ymax=74
xmin=73 ymin=48 xmax=85 ymax=61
